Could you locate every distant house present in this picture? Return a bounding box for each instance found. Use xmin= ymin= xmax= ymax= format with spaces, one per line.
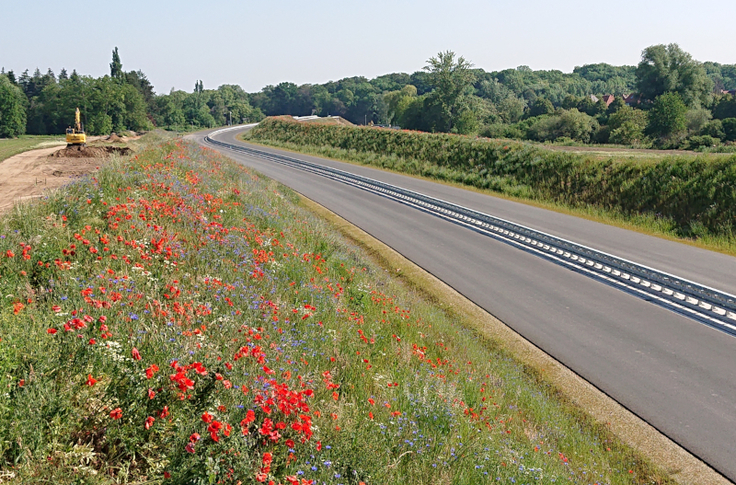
xmin=589 ymin=94 xmax=599 ymax=103
xmin=602 ymin=94 xmax=615 ymax=107
xmin=721 ymin=89 xmax=736 ymax=96
xmin=622 ymin=93 xmax=641 ymax=106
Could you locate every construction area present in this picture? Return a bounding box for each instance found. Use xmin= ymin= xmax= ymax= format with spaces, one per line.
xmin=0 ymin=133 xmax=137 ymax=214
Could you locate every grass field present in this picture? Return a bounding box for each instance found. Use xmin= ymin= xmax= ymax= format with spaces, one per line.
xmin=0 ymin=135 xmax=66 ymax=163
xmin=0 ymin=134 xmax=675 ymax=484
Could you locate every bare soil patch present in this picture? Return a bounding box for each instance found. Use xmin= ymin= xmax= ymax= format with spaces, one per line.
xmin=50 ymin=145 xmax=132 ymax=158
xmin=0 ymin=143 xmax=128 ymax=214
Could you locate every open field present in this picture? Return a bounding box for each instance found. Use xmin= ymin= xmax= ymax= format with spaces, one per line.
xmin=0 ymin=135 xmax=677 ymax=484
xmin=0 ymin=136 xmax=66 ymax=163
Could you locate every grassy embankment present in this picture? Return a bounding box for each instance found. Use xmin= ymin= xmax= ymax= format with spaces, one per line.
xmin=245 ymin=117 xmax=736 ymax=255
xmin=0 ymin=134 xmax=674 ymax=484
xmin=0 ymin=135 xmax=66 ymax=163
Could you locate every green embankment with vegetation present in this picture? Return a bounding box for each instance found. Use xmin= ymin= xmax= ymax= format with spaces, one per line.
xmin=248 ymin=117 xmax=736 ymax=249
xmin=0 ymin=134 xmax=672 ymax=483
xmin=0 ymin=135 xmax=65 ymax=163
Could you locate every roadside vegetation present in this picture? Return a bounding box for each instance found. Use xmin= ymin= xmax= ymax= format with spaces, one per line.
xmin=0 ymin=135 xmax=65 ymax=163
xmin=0 ymin=135 xmax=673 ymax=484
xmin=247 ymin=117 xmax=736 ymax=255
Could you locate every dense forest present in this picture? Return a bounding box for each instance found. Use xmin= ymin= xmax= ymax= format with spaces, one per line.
xmin=1 ymin=44 xmax=735 ymax=149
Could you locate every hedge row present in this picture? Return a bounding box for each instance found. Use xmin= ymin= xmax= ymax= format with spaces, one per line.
xmin=250 ymin=117 xmax=736 ymax=238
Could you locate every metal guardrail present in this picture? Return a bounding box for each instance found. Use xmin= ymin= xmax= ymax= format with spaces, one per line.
xmin=205 ymin=131 xmax=736 ymax=336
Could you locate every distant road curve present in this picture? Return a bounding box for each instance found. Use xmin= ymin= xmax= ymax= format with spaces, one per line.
xmin=195 ymin=125 xmax=736 ymax=482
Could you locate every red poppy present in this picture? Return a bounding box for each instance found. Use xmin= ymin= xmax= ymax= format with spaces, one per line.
xmin=144 ymin=416 xmax=155 ymax=430
xmin=145 ymin=364 xmax=159 ymax=379
xmin=131 ymin=347 xmax=142 ymax=360
xmin=86 ymin=374 xmax=97 ymax=386
xmin=262 ymin=452 xmax=273 ymax=465
xmin=110 ymin=408 xmax=123 ymax=420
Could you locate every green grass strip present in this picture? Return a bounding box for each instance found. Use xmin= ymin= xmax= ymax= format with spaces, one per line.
xmin=0 ymin=135 xmax=66 ymax=163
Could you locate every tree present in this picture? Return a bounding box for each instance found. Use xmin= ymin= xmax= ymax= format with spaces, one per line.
xmin=125 ymin=70 xmax=155 ymax=107
xmin=383 ymin=85 xmax=417 ymax=125
xmin=608 ymin=106 xmax=648 ymax=145
xmin=635 ymin=44 xmax=712 ymax=107
xmin=685 ymin=108 xmax=712 ymax=134
xmin=700 ymin=119 xmax=725 ymax=139
xmin=423 ymin=51 xmax=476 ymax=132
xmin=528 ymin=98 xmax=554 ymax=117
xmin=607 ymin=96 xmax=626 ymax=114
xmin=646 ymin=92 xmax=687 ymax=145
xmin=110 ymin=47 xmax=123 ymax=80
xmin=722 ymin=118 xmax=736 ymax=142
xmin=527 ymin=108 xmax=598 ymax=142
xmin=713 ymin=95 xmax=736 ymax=120
xmin=0 ymin=75 xmax=27 ymax=137
xmin=496 ymin=96 xmax=526 ymax=123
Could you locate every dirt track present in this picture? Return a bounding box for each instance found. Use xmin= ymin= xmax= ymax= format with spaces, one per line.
xmin=0 ymin=143 xmax=112 ymax=214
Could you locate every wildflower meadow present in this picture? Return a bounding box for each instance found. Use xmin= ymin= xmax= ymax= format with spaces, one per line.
xmin=0 ymin=134 xmax=669 ymax=484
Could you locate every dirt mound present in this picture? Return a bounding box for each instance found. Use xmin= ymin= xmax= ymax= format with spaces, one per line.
xmin=106 ymin=133 xmax=123 ymax=142
xmin=49 ymin=145 xmax=131 ymax=158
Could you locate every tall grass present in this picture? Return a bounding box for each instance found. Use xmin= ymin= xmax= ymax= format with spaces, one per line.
xmin=248 ymin=117 xmax=736 ymax=246
xmin=0 ymin=137 xmax=670 ymax=484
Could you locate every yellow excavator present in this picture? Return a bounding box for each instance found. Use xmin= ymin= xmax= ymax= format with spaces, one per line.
xmin=65 ymin=107 xmax=86 ymax=147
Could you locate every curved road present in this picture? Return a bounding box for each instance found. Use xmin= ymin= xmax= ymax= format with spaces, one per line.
xmin=194 ymin=127 xmax=736 ymax=481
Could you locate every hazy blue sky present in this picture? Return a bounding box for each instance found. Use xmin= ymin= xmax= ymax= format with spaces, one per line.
xmin=2 ymin=0 xmax=734 ymax=94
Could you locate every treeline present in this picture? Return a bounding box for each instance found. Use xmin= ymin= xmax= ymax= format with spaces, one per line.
xmin=0 ymin=48 xmax=264 ymax=137
xmin=246 ymin=45 xmax=736 ymax=150
xmin=2 ymin=44 xmax=736 ymax=149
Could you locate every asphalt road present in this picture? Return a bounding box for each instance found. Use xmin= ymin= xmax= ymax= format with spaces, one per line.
xmin=193 ymin=127 xmax=736 ymax=481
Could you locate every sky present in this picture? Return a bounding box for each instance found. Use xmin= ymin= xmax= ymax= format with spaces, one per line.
xmin=1 ymin=0 xmax=735 ymax=94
